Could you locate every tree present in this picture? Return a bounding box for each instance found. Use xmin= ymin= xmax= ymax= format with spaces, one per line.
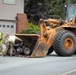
xmin=24 ymin=0 xmax=76 ymax=24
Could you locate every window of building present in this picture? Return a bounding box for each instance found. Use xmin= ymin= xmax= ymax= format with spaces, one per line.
xmin=0 ymin=25 xmax=1 ymax=27
xmin=3 ymin=0 xmax=16 ymax=4
xmin=7 ymin=25 xmax=10 ymax=28
xmin=3 ymin=25 xmax=5 ymax=28
xmin=11 ymin=25 xmax=14 ymax=28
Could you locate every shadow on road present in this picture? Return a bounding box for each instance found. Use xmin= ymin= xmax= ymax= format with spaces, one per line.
xmin=47 ymin=54 xmax=59 ymax=57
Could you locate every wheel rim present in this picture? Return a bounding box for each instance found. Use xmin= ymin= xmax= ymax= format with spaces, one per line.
xmin=64 ymin=38 xmax=74 ymax=50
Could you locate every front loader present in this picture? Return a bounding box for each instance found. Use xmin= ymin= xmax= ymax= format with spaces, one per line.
xmin=16 ymin=4 xmax=76 ymax=57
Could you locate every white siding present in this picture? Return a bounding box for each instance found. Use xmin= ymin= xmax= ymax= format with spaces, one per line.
xmin=0 ymin=0 xmax=24 ymax=20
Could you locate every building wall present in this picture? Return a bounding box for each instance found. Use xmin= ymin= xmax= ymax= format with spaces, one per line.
xmin=0 ymin=0 xmax=28 ymax=34
xmin=0 ymin=0 xmax=24 ymax=20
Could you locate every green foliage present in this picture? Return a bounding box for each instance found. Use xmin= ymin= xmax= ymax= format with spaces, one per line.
xmin=50 ymin=0 xmax=65 ymax=19
xmin=24 ymin=0 xmax=76 ymax=23
xmin=24 ymin=0 xmax=66 ymax=20
xmin=39 ymin=0 xmax=76 ymax=19
xmin=21 ymin=22 xmax=40 ymax=34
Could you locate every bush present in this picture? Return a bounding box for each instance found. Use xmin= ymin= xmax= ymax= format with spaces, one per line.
xmin=21 ymin=22 xmax=40 ymax=34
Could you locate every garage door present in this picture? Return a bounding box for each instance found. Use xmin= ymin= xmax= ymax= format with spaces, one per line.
xmin=0 ymin=21 xmax=16 ymax=34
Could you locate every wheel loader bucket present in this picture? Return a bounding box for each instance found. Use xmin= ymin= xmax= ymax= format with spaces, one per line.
xmin=15 ymin=34 xmax=49 ymax=57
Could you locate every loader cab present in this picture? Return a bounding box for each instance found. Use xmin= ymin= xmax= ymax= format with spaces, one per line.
xmin=66 ymin=4 xmax=76 ymax=24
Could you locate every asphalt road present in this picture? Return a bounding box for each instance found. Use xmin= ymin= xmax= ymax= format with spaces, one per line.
xmin=0 ymin=52 xmax=76 ymax=75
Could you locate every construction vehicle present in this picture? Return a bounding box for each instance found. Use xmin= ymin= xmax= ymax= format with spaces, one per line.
xmin=16 ymin=4 xmax=76 ymax=57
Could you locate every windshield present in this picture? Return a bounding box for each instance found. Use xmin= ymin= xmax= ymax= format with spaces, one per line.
xmin=66 ymin=4 xmax=76 ymax=23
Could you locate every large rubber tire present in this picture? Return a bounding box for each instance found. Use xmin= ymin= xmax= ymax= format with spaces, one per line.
xmin=47 ymin=46 xmax=53 ymax=55
xmin=53 ymin=30 xmax=76 ymax=56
